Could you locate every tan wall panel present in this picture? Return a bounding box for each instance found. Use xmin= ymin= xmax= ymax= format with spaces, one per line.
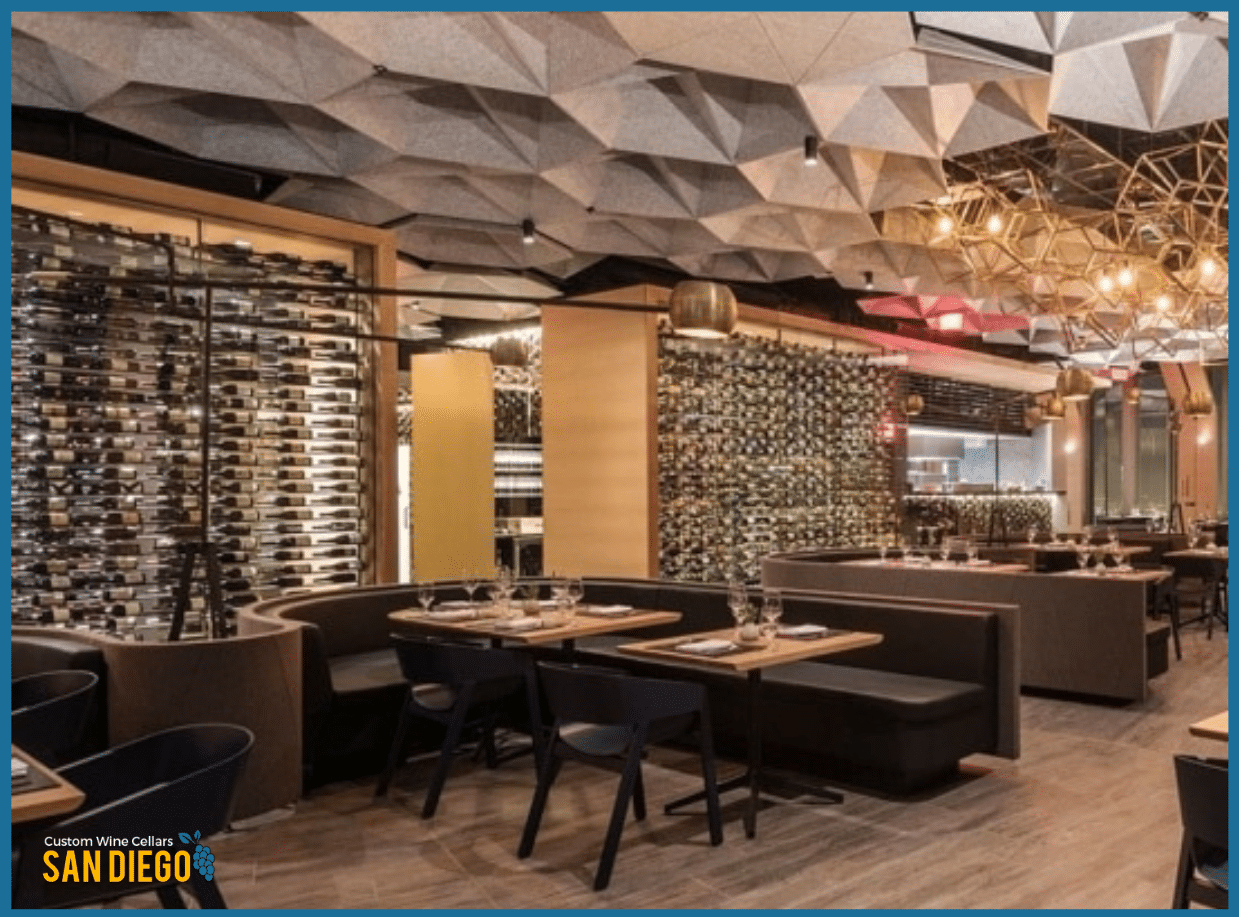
xmin=543 ymin=305 xmax=657 ymax=578
xmin=411 ymin=352 xmax=495 ymax=580
xmin=1162 ymin=362 xmax=1219 ymax=521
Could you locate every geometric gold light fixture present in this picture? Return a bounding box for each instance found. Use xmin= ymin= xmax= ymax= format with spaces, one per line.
xmin=1056 ymin=367 xmax=1095 ymax=401
xmin=1182 ymin=389 xmax=1215 ymax=417
xmin=905 ymin=393 xmax=924 ymax=416
xmin=1042 ymin=392 xmax=1067 ymax=420
xmin=490 ymin=336 xmax=530 ymax=367
xmin=668 ymin=280 xmax=738 ymax=339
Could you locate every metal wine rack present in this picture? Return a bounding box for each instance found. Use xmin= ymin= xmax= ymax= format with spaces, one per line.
xmin=11 ymin=205 xmax=371 ymax=638
xmin=657 ymin=327 xmax=901 ymax=583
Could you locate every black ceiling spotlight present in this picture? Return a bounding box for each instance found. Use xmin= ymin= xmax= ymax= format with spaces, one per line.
xmin=521 ymin=218 xmax=536 ymax=245
xmin=803 ymin=134 xmax=820 ymax=167
xmin=862 ymin=270 xmax=874 ymax=291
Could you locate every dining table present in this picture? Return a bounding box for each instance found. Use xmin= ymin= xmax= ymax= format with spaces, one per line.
xmin=844 ymin=558 xmax=1030 ymax=574
xmin=11 ymin=744 xmax=85 ymax=825
xmin=618 ymin=625 xmax=882 ymax=839
xmin=1188 ymin=711 xmax=1228 ymax=742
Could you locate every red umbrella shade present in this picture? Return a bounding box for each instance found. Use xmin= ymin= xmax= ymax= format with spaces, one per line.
xmin=858 ymin=294 xmax=1028 ymax=335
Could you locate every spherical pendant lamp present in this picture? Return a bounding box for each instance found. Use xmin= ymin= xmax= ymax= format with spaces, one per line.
xmin=1056 ymin=367 xmax=1094 ymax=401
xmin=1042 ymin=392 xmax=1067 ymax=420
xmin=1183 ymin=390 xmax=1214 ymax=417
xmin=668 ymin=280 xmax=737 ymax=339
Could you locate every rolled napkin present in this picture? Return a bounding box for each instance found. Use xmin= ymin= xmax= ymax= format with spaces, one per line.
xmin=492 ymin=616 xmax=542 ymax=632
xmin=674 ymin=638 xmax=737 ymax=656
xmin=777 ymin=623 xmax=829 ymax=639
xmin=424 ymin=608 xmax=476 ymax=621
xmin=579 ymin=604 xmax=635 ymax=617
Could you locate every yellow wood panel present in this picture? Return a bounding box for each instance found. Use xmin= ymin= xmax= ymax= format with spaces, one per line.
xmin=1162 ymin=362 xmax=1219 ymax=520
xmin=411 ymin=352 xmax=495 ymax=580
xmin=542 ymin=305 xmax=657 ymax=578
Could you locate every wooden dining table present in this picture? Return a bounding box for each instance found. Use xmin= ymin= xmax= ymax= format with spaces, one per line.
xmin=388 ymin=604 xmax=681 ymax=651
xmin=1188 ymin=711 xmax=1228 ymax=742
xmin=619 ymin=626 xmax=882 ymax=839
xmin=11 ymin=745 xmax=85 ymax=824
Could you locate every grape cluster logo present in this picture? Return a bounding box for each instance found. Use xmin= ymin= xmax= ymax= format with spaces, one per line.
xmin=180 ymin=830 xmax=215 ymax=881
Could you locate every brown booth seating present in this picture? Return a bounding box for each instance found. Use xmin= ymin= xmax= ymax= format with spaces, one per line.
xmin=12 ymin=634 xmax=109 ymax=761
xmin=250 ymin=579 xmax=1020 ymax=796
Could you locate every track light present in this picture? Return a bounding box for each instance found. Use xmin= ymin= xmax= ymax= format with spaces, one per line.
xmin=862 ymin=270 xmax=875 ymax=291
xmin=803 ymin=135 xmax=820 ymax=167
xmin=521 ymin=219 xmax=536 ymax=245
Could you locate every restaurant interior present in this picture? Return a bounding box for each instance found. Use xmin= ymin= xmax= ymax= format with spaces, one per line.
xmin=9 ymin=11 xmax=1229 ymax=910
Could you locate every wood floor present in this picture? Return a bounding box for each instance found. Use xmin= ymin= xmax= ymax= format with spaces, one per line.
xmin=116 ymin=626 xmax=1226 ymax=909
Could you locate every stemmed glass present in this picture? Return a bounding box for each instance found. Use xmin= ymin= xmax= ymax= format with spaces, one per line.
xmin=877 ymin=541 xmax=888 ymax=563
xmin=461 ymin=571 xmax=480 ymax=606
xmin=900 ymin=538 xmax=913 ymax=565
xmin=727 ymin=579 xmax=750 ymax=636
xmin=416 ymin=582 xmax=435 ymax=613
xmin=965 ymin=540 xmax=979 ymax=565
xmin=1027 ymin=526 xmax=1038 ymax=546
xmin=760 ymin=590 xmax=783 ymax=639
xmin=939 ymin=538 xmax=952 ymax=564
xmin=1074 ymin=545 xmax=1091 ymax=573
xmin=566 ymin=577 xmax=584 ymax=617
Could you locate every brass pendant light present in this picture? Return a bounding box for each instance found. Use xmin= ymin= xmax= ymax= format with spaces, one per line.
xmin=1055 ymin=367 xmax=1094 ymax=401
xmin=490 ymin=336 xmax=529 ymax=367
xmin=904 ymin=393 xmax=924 ymax=416
xmin=1023 ymin=405 xmax=1044 ymax=428
xmin=1183 ymin=389 xmax=1215 ymax=417
xmin=1124 ymin=383 xmax=1142 ymax=405
xmin=667 ymin=280 xmax=738 ymax=339
xmin=1042 ymin=392 xmax=1067 ymax=420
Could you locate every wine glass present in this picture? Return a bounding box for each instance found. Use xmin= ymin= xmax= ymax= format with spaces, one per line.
xmin=566 ymin=577 xmax=584 ymax=616
xmin=461 ymin=571 xmax=480 ymax=605
xmin=1027 ymin=526 xmax=1038 ymax=546
xmin=877 ymin=541 xmax=888 ymax=563
xmin=900 ymin=538 xmax=913 ymax=564
xmin=727 ymin=581 xmax=750 ymax=633
xmin=965 ymin=540 xmax=978 ymax=565
xmin=549 ymin=572 xmax=568 ymax=605
xmin=416 ymin=582 xmax=435 ymax=612
xmin=939 ymin=538 xmax=951 ymax=564
xmin=1075 ymin=546 xmax=1090 ymax=572
xmin=760 ymin=590 xmax=783 ymax=638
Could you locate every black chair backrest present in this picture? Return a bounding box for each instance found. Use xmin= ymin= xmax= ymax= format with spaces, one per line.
xmin=18 ymin=723 xmax=255 ymax=909
xmin=1174 ymin=754 xmax=1228 ymax=854
xmin=1167 ymin=554 xmax=1224 ymax=583
xmin=537 ymin=661 xmax=705 ymax=727
xmin=390 ymin=634 xmax=527 ymax=698
xmin=11 ymin=669 xmax=99 ymax=765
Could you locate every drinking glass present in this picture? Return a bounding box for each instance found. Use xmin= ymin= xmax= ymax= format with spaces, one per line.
xmin=965 ymin=541 xmax=978 ymax=564
xmin=566 ymin=577 xmax=584 ymax=615
xmin=900 ymin=538 xmax=913 ymax=564
xmin=877 ymin=542 xmax=888 ymax=563
xmin=1027 ymin=526 xmax=1037 ymax=545
xmin=461 ymin=571 xmax=480 ymax=605
xmin=416 ymin=582 xmax=434 ymax=612
xmin=939 ymin=540 xmax=951 ymax=564
xmin=728 ymin=581 xmax=750 ymax=631
xmin=549 ymin=573 xmax=568 ymax=605
xmin=1075 ymin=547 xmax=1090 ymax=572
xmin=760 ymin=590 xmax=782 ymax=638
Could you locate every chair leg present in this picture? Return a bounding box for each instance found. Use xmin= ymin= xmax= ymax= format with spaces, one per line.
xmin=156 ymin=885 xmax=187 ymax=908
xmin=1171 ymin=832 xmax=1193 ymax=909
xmin=482 ymin=713 xmax=500 ymax=770
xmin=518 ymin=753 xmax=564 ymax=859
xmin=595 ymin=738 xmax=646 ymax=892
xmin=187 ymin=874 xmax=227 ymax=910
xmin=631 ymin=765 xmax=646 ymax=822
xmin=375 ymin=696 xmax=414 ymax=798
xmin=1167 ymin=596 xmax=1182 ymax=661
xmin=422 ymin=692 xmax=475 ymax=820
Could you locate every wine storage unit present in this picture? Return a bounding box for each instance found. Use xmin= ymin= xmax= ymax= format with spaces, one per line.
xmin=657 ymin=328 xmax=901 ymax=582
xmin=11 ymin=205 xmax=371 ymax=637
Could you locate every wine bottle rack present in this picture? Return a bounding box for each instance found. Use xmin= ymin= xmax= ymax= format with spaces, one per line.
xmin=11 ymin=205 xmax=371 ymax=637
xmin=657 ymin=326 xmax=901 ymax=583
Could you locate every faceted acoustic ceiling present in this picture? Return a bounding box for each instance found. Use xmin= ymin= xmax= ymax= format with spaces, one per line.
xmin=11 ymin=11 xmax=1229 ymax=364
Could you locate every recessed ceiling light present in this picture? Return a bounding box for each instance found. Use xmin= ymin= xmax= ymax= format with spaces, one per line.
xmin=803 ymin=135 xmax=819 ymax=167
xmin=521 ymin=219 xmax=536 ymax=245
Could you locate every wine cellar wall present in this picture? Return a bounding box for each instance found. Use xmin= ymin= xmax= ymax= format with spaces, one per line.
xmin=11 ymin=205 xmax=372 ymax=637
xmin=657 ymin=328 xmax=902 ymax=582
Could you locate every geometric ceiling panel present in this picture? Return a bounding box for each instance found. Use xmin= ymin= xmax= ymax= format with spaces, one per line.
xmin=9 ymin=11 xmax=1228 ymax=363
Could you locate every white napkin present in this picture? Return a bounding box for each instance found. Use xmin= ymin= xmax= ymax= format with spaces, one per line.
xmin=438 ymin=600 xmax=474 ymax=610
xmin=11 ymin=756 xmax=28 ymax=779
xmin=778 ymin=624 xmax=829 ymax=638
xmin=674 ymin=638 xmax=737 ymax=656
xmin=425 ymin=608 xmax=476 ymax=621
xmin=492 ymin=617 xmax=542 ymax=632
xmin=580 ymin=604 xmax=634 ymax=617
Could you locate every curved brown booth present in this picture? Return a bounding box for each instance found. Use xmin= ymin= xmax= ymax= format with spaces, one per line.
xmin=13 ymin=616 xmax=301 ymax=820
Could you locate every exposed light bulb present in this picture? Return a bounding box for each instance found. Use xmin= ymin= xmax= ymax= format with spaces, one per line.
xmin=803 ymin=135 xmax=820 ymax=167
xmin=1155 ymin=293 xmax=1172 ymax=312
xmin=1200 ymin=257 xmax=1217 ymax=277
xmin=985 ymin=214 xmax=1003 ymax=234
xmin=1097 ymin=274 xmax=1114 ymax=294
xmin=936 ymin=216 xmax=954 ymax=234
xmin=1117 ymin=266 xmax=1134 ymax=288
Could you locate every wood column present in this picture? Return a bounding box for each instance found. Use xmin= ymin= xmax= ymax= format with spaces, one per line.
xmin=542 ymin=295 xmax=660 ymax=578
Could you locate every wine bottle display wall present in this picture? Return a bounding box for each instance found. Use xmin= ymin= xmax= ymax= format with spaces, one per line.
xmin=657 ymin=327 xmax=901 ymax=583
xmin=11 ymin=206 xmax=371 ymax=635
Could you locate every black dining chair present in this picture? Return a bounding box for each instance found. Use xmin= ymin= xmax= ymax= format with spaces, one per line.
xmin=1166 ymin=554 xmax=1227 ymax=639
xmin=1171 ymin=754 xmax=1228 ymax=909
xmin=375 ymin=634 xmax=538 ymax=819
xmin=11 ymin=669 xmax=99 ymax=767
xmin=1147 ymin=569 xmax=1183 ymax=661
xmin=13 ymin=723 xmax=254 ymax=910
xmin=517 ymin=662 xmax=723 ymax=891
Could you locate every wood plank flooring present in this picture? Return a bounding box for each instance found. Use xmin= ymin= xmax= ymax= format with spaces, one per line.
xmin=110 ymin=626 xmax=1227 ymax=909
